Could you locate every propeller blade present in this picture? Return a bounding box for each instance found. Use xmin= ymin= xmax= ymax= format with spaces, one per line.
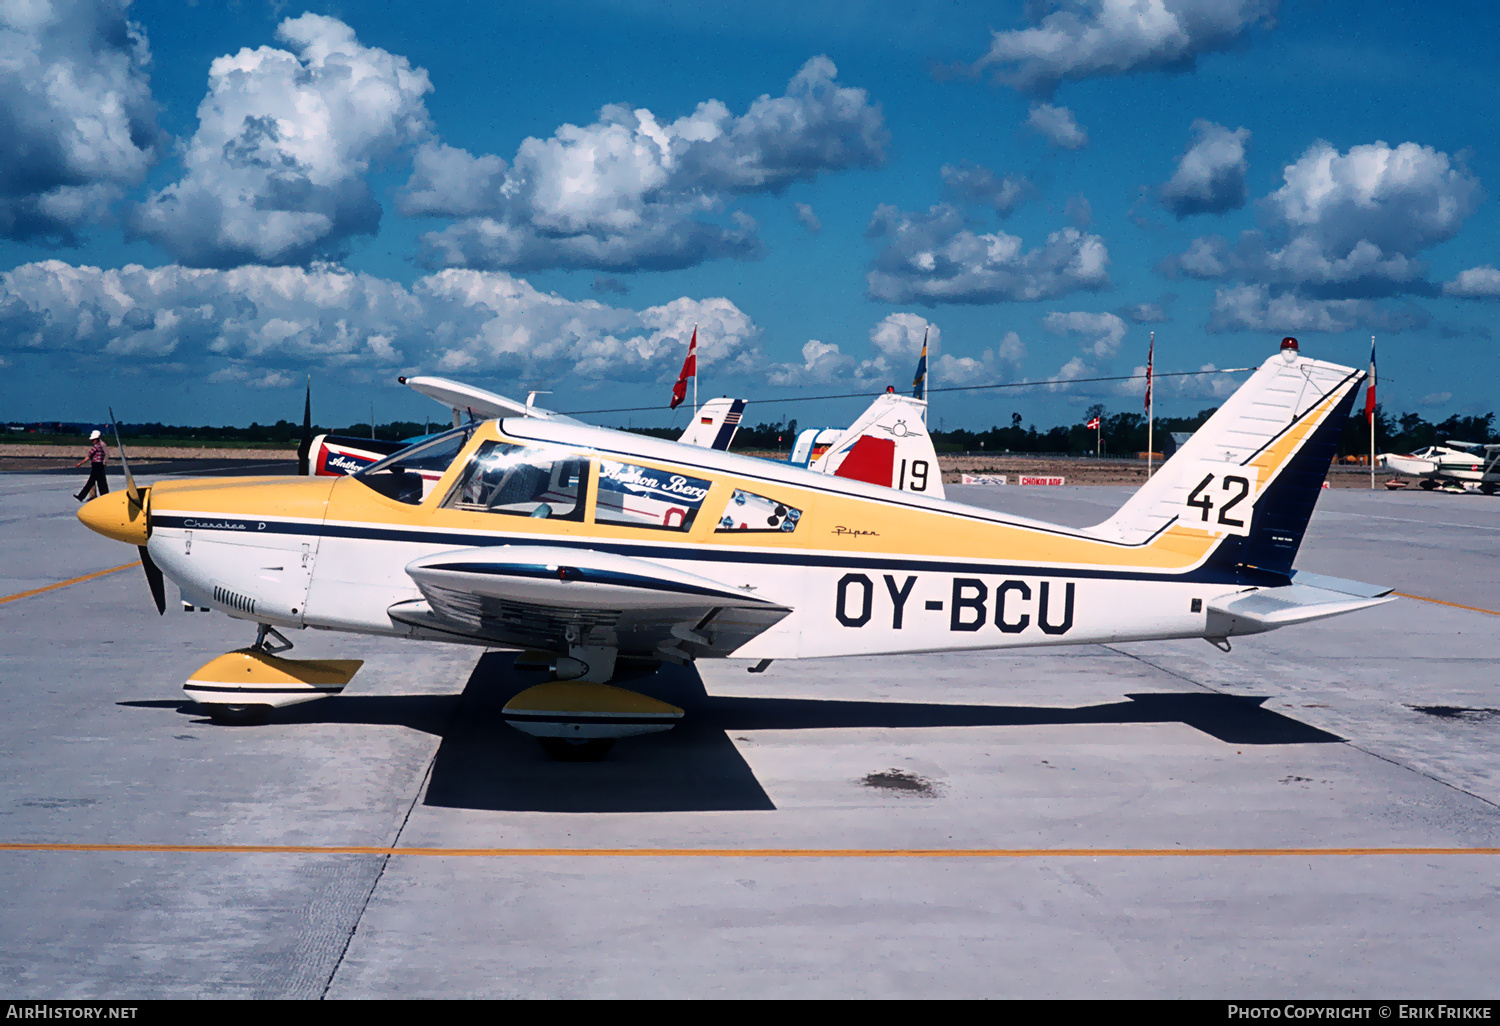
xmin=107 ymin=406 xmax=143 ymax=516
xmin=138 ymin=545 xmax=166 ymax=616
xmin=297 ymin=375 xmax=312 ymax=475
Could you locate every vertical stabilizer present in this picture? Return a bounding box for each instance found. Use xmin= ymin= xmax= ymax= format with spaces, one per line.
xmin=678 ymin=397 xmax=747 ymax=451
xmin=1087 ymin=348 xmax=1363 ymax=580
xmin=812 ymin=392 xmax=946 ymax=499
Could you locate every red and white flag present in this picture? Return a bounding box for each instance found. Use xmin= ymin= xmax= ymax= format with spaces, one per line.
xmin=1086 ymin=416 xmax=1101 ymax=430
xmin=1364 ymin=336 xmax=1377 ymax=423
xmin=1143 ymin=331 xmax=1154 ymax=413
xmin=669 ymin=326 xmax=697 ymax=410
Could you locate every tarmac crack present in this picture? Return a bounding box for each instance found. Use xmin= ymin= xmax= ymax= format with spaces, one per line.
xmin=314 ymin=662 xmax=473 ymax=999
xmin=1102 ymin=644 xmax=1500 ymax=815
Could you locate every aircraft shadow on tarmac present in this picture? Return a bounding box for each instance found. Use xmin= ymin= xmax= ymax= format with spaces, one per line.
xmin=120 ymin=651 xmax=1342 ymax=815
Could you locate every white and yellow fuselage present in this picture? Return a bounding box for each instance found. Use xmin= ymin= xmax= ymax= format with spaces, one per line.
xmin=80 ymin=350 xmax=1388 ymax=686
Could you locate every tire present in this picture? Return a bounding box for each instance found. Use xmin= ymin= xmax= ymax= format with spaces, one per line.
xmin=207 ymin=703 xmax=271 ymax=726
xmin=1480 ymin=484 xmax=1497 ymax=496
xmin=1419 ymin=480 xmax=1437 ymax=490
xmin=538 ymin=737 xmax=615 ymax=762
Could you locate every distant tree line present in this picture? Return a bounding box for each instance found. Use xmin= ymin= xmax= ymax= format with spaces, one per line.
xmin=16 ymin=404 xmax=1495 ymax=457
xmin=1338 ymin=407 xmax=1496 ymax=457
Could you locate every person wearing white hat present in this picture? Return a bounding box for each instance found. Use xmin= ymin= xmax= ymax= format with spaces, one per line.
xmin=74 ymin=429 xmax=110 ymax=502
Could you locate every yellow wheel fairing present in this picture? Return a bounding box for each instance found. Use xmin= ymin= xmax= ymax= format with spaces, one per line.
xmin=502 ymin=682 xmax=684 ymax=739
xmin=184 ymin=649 xmax=363 ymax=708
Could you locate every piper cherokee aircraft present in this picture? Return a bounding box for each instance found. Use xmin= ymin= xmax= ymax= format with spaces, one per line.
xmin=78 ymin=336 xmax=1392 ymax=759
xmin=1380 ymin=441 xmax=1500 ymax=494
xmin=309 ymin=377 xmax=747 ymax=478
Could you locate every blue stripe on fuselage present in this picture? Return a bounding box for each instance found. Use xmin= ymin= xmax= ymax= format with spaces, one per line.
xmin=152 ymin=513 xmax=1250 ymax=585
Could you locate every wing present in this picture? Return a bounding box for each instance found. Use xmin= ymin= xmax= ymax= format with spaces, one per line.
xmin=388 ymin=544 xmax=791 ymax=661
xmin=400 ymin=375 xmax=585 ymax=425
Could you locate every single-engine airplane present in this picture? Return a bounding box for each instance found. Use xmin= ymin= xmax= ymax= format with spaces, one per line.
xmin=309 ymin=377 xmax=748 ymax=478
xmin=79 ymin=336 xmax=1392 ymax=758
xmin=1379 ymin=441 xmax=1500 ymax=494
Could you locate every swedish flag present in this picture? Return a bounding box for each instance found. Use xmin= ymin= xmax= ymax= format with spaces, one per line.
xmin=911 ymin=329 xmax=928 ymax=401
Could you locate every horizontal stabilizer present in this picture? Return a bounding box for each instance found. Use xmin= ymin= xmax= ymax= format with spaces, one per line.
xmin=1206 ymin=581 xmax=1394 ymax=637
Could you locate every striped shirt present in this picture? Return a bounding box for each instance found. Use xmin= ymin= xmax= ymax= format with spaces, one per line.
xmin=88 ymin=439 xmax=107 ymax=464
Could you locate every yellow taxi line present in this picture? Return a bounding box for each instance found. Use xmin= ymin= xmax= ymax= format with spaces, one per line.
xmin=1 ymin=843 xmax=1497 ymax=859
xmin=1393 ymin=592 xmax=1500 ymax=617
xmin=0 ymin=562 xmax=141 ymax=606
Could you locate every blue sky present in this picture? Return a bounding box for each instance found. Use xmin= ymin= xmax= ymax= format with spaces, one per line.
xmin=1 ymin=1 xmax=1496 ymax=433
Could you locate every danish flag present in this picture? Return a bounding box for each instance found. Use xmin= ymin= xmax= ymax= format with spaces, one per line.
xmin=669 ymin=327 xmax=697 ymax=410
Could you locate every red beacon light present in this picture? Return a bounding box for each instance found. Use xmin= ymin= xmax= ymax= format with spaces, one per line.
xmin=1279 ymin=336 xmax=1300 ymax=363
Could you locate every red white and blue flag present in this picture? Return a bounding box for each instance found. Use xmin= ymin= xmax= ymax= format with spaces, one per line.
xmin=1365 ymin=336 xmax=1377 ymax=423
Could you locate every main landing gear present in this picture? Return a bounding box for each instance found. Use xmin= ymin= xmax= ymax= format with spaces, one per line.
xmin=502 ymin=642 xmax=683 ymax=762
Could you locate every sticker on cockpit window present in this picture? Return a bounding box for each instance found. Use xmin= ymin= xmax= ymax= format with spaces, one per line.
xmin=717 ymin=490 xmax=801 ymax=533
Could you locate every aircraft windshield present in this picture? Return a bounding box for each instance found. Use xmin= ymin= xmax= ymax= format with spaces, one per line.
xmin=442 ymin=440 xmax=589 ymax=521
xmin=353 ymin=426 xmax=473 ymax=505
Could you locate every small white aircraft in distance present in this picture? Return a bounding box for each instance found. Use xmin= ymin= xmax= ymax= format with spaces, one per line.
xmin=1380 ymin=441 xmax=1500 ymax=494
xmin=308 ymin=378 xmax=748 ymax=477
xmin=80 ymin=336 xmax=1392 ymax=759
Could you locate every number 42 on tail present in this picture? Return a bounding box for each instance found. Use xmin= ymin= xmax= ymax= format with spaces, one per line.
xmin=1180 ymin=462 xmax=1261 ymax=536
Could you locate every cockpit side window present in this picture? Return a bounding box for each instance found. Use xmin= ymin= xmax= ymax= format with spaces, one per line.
xmin=716 ymin=489 xmax=802 ymax=533
xmin=442 ymin=440 xmax=589 ymax=521
xmin=353 ymin=426 xmax=473 ymax=505
xmin=595 ymin=460 xmax=711 ymax=532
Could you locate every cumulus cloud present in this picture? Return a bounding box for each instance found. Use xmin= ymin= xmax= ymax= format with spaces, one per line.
xmin=1044 ymin=310 xmax=1128 ymax=356
xmin=940 ymin=162 xmax=1033 ymax=216
xmin=1027 ymin=103 xmax=1087 ymax=149
xmin=0 ymin=0 xmax=160 ymax=242
xmin=869 ymin=312 xmax=939 ymax=357
xmin=766 ymin=339 xmax=856 ymax=386
xmin=1122 ymin=301 xmax=1169 ymax=323
xmin=766 ymin=313 xmax=946 ymax=388
xmin=1442 ymin=265 xmax=1500 ymax=300
xmin=1206 ymin=284 xmax=1429 ymax=334
xmin=1115 ymin=361 xmax=1241 ymax=400
xmin=404 ymin=56 xmax=886 ymax=272
xmin=794 ymin=202 xmax=822 ymax=234
xmin=130 ymin=14 xmax=432 ymax=267
xmin=1160 ymin=120 xmax=1250 ymax=217
xmin=976 ymin=0 xmax=1278 ymax=96
xmin=1164 ymin=140 xmax=1481 ymax=301
xmin=935 ymin=332 xmax=1026 ymax=385
xmin=0 ymin=259 xmax=762 ymax=387
xmin=865 ymin=203 xmax=1109 ymax=305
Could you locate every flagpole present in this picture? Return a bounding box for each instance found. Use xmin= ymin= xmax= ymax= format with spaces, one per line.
xmin=1369 ymin=335 xmax=1376 ymax=490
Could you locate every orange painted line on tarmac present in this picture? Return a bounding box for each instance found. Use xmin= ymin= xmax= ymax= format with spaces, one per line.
xmin=0 ymin=562 xmax=140 ymax=606
xmin=1393 ymin=592 xmax=1500 ymax=617
xmin=1 ymin=843 xmax=1498 ymax=859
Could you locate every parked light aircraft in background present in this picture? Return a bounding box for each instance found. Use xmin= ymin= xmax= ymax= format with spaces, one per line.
xmin=790 ymin=391 xmax=945 ymax=499
xmin=79 ymin=337 xmax=1391 ymax=759
xmin=1380 ymin=442 xmax=1500 ymax=494
xmin=309 ymin=378 xmax=746 ymax=478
